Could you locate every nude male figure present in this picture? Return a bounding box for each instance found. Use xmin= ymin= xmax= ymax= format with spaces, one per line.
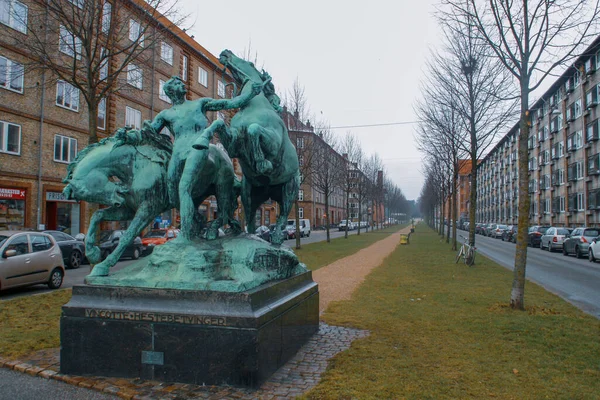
xmin=148 ymin=77 xmax=261 ymax=237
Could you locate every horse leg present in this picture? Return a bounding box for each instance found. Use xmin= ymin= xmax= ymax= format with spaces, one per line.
xmin=247 ymin=123 xmax=273 ymax=175
xmin=241 ymin=177 xmax=259 ymax=234
xmin=180 ymin=149 xmax=210 ymax=240
xmin=273 ymin=174 xmax=300 ymax=245
xmin=85 ymin=206 xmax=131 ymax=265
xmin=89 ymin=203 xmax=154 ymax=277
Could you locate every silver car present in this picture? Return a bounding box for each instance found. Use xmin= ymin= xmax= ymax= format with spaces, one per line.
xmin=563 ymin=227 xmax=600 ymax=258
xmin=0 ymin=231 xmax=65 ymax=292
xmin=540 ymin=227 xmax=570 ymax=252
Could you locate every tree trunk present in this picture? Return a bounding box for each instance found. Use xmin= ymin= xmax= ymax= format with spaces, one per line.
xmin=452 ymin=163 xmax=458 ymax=251
xmin=345 ymin=185 xmax=350 ymax=239
xmin=469 ymin=156 xmax=477 ymax=246
xmin=446 ymin=185 xmax=451 ymax=244
xmin=325 ymin=197 xmax=330 ymax=243
xmin=295 ymin=200 xmax=301 ymax=250
xmin=88 ymin=101 xmax=98 ymax=144
xmin=511 ymin=83 xmax=530 ymax=311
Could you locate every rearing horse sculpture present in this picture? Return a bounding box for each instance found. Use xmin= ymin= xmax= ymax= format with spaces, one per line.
xmin=193 ymin=50 xmax=300 ymax=245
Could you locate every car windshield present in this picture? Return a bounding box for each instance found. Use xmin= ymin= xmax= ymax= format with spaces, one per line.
xmin=99 ymin=231 xmax=114 ymax=242
xmin=556 ymin=228 xmax=570 ymax=235
xmin=144 ymin=230 xmax=167 ymax=238
xmin=538 ymin=227 xmax=550 ymax=234
xmin=497 ymin=225 xmax=507 ymax=229
xmin=584 ymin=229 xmax=600 ymax=236
xmin=0 ymin=235 xmax=9 ymax=247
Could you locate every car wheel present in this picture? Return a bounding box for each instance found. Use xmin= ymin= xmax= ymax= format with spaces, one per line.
xmin=548 ymin=242 xmax=552 ymax=252
xmin=48 ymin=268 xmax=64 ymax=289
xmin=589 ymin=248 xmax=596 ymax=262
xmin=576 ymin=246 xmax=583 ymax=259
xmin=307 ymin=232 xmax=310 ymax=237
xmin=69 ymin=250 xmax=82 ymax=269
xmin=563 ymin=246 xmax=568 ymax=256
xmin=132 ymin=248 xmax=140 ymax=260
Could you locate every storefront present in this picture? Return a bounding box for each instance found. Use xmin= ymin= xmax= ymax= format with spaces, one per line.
xmin=0 ymin=187 xmax=26 ymax=230
xmin=45 ymin=191 xmax=81 ymax=235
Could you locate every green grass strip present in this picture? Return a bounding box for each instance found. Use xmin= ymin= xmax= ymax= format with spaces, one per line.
xmin=296 ymin=225 xmax=406 ymax=271
xmin=304 ymin=225 xmax=600 ymax=399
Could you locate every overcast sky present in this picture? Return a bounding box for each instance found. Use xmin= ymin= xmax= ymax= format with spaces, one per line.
xmin=180 ymin=0 xmax=442 ymax=200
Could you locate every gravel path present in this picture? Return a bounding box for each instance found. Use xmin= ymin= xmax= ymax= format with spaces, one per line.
xmin=313 ymin=227 xmax=412 ymax=314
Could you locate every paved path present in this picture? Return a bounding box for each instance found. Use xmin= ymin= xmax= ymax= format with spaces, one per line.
xmin=0 ymin=226 xmax=409 ymax=399
xmin=314 ymin=226 xmax=410 ymax=313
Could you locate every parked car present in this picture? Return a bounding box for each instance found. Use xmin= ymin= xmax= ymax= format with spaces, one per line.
xmin=511 ymin=227 xmax=518 ymax=243
xmin=540 ymin=227 xmax=571 ymax=252
xmin=563 ymin=227 xmax=600 ymax=258
xmin=287 ymin=219 xmax=311 ymax=237
xmin=475 ymin=223 xmax=484 ymax=234
xmin=97 ymin=230 xmax=144 ymax=261
xmin=338 ymin=220 xmax=350 ymax=231
xmin=501 ymin=225 xmax=516 ymax=242
xmin=0 ymin=231 xmax=65 ymax=292
xmin=587 ymin=236 xmax=600 ymax=262
xmin=43 ymin=230 xmax=85 ymax=269
xmin=490 ymin=224 xmax=507 ymax=239
xmin=527 ymin=226 xmax=550 ymax=248
xmin=483 ymin=223 xmax=497 ymax=237
xmin=255 ymin=225 xmax=271 ymax=242
xmin=141 ymin=228 xmax=178 ymax=254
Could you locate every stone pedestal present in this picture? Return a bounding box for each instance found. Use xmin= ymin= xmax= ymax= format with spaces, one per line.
xmin=60 ymin=272 xmax=318 ymax=387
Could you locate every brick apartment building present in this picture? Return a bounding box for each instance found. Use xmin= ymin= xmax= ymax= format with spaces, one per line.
xmin=477 ymin=35 xmax=600 ymax=227
xmin=0 ymin=0 xmax=238 ymax=234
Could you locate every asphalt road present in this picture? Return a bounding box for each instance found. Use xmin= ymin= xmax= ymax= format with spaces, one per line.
xmin=465 ymin=229 xmax=600 ymax=319
xmin=0 ymin=226 xmax=376 ymax=301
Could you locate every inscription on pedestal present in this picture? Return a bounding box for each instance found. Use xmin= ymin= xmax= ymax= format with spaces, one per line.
xmin=84 ymin=309 xmax=227 ymax=326
xmin=142 ymin=351 xmax=164 ymax=365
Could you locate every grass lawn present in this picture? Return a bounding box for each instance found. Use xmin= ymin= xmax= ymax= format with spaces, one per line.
xmin=0 ymin=289 xmax=71 ymax=358
xmin=304 ymin=225 xmax=600 ymax=399
xmin=296 ymin=224 xmax=406 ymax=271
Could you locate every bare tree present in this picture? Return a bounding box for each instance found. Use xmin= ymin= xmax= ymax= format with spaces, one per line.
xmin=364 ymin=153 xmax=384 ymax=230
xmin=446 ymin=0 xmax=600 ymax=309
xmin=434 ymin=8 xmax=517 ymax=247
xmin=341 ymin=132 xmax=361 ymax=238
xmin=282 ymin=76 xmax=310 ymax=122
xmin=311 ymin=125 xmax=345 ymax=243
xmin=416 ymin=56 xmax=468 ymax=250
xmin=13 ymin=0 xmax=185 ymax=144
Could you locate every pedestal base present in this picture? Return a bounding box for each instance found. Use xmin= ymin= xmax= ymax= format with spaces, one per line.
xmin=60 ymin=272 xmax=318 ymax=387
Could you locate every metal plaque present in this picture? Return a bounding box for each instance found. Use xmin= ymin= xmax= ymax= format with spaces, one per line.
xmin=141 ymin=351 xmax=164 ymax=365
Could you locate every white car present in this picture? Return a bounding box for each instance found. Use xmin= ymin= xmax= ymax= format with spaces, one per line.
xmin=588 ymin=235 xmax=600 ymax=262
xmin=540 ymin=227 xmax=570 ymax=252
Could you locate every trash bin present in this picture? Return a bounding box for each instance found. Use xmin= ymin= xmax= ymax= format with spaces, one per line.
xmin=400 ymin=234 xmax=409 ymax=245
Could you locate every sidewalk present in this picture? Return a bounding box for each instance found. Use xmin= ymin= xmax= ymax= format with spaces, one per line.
xmin=0 ymin=226 xmax=410 ymax=399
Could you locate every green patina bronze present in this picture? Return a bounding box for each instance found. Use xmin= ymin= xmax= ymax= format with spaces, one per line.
xmin=193 ymin=50 xmax=300 ymax=245
xmin=63 ymin=60 xmax=304 ymax=290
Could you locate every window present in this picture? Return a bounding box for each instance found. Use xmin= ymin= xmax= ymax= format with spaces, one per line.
xmin=59 ymin=26 xmax=81 ymax=59
xmin=161 ymin=42 xmax=173 ymax=65
xmin=53 ymin=135 xmax=77 ymax=163
xmin=56 ymin=81 xmax=79 ymax=111
xmin=299 ymin=155 xmax=304 ymax=166
xmin=97 ymin=98 xmax=106 ymax=130
xmin=31 ymin=234 xmax=52 ymax=252
xmin=101 ymin=1 xmax=111 ymax=33
xmin=99 ymin=47 xmax=108 ymax=80
xmin=560 ymin=197 xmax=565 ymax=212
xmin=587 ymin=85 xmax=599 ymax=108
xmin=129 ymin=19 xmax=144 ymax=46
xmin=127 ymin=63 xmax=142 ymax=89
xmin=297 ymin=137 xmax=304 ymax=148
xmin=68 ymin=0 xmax=84 ymax=8
xmin=159 ymin=80 xmax=171 ymax=103
xmin=0 ymin=120 xmax=20 ymax=155
xmin=575 ymin=130 xmax=583 ymax=149
xmin=0 ymin=0 xmax=27 ymax=33
xmin=217 ymin=111 xmax=225 ymax=121
xmin=125 ymin=106 xmax=141 ymax=130
xmin=577 ymin=193 xmax=585 ymax=211
xmin=543 ymin=198 xmax=551 ymax=214
xmin=181 ymin=54 xmax=188 ymax=81
xmin=0 ymin=55 xmax=23 ymax=93
xmin=217 ymin=80 xmax=225 ymax=98
xmin=298 ymin=189 xmax=303 ymax=201
xmin=298 ymin=207 xmax=304 ymax=219
xmin=198 ymin=67 xmax=208 ymax=87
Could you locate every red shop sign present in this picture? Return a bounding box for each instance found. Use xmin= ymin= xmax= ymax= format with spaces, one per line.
xmin=0 ymin=188 xmax=26 ymax=200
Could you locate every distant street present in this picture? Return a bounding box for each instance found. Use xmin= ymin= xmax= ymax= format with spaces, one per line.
xmin=0 ymin=226 xmax=375 ymax=301
xmin=463 ymin=230 xmax=600 ymax=319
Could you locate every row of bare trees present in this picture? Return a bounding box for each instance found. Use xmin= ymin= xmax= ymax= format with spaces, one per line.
xmin=418 ymin=0 xmax=600 ymax=310
xmin=283 ymin=80 xmax=409 ymax=248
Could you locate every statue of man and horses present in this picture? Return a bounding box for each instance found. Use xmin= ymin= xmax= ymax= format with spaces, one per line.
xmin=63 ymin=51 xmax=300 ymax=276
